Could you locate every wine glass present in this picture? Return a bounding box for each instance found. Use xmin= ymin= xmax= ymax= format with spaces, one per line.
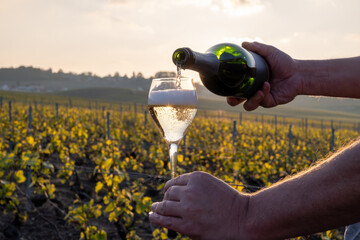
xmin=148 ymin=77 xmax=197 ymax=178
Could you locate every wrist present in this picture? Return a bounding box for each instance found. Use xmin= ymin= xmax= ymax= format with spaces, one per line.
xmin=232 ymin=193 xmax=256 ymax=240
xmin=295 ymin=59 xmax=329 ymax=96
xmin=237 ymin=194 xmax=271 ymax=240
xmin=240 ymin=191 xmax=290 ymax=240
xmin=239 ymin=195 xmax=258 ymax=240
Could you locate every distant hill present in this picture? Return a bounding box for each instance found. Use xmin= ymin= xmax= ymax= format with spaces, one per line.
xmin=0 ymin=65 xmax=205 ymax=96
xmin=0 ymin=66 xmax=156 ymax=92
xmin=55 ymin=87 xmax=148 ymax=104
xmin=1 ymin=66 xmax=360 ymax=122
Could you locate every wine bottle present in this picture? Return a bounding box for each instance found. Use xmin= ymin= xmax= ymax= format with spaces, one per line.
xmin=172 ymin=43 xmax=269 ymax=99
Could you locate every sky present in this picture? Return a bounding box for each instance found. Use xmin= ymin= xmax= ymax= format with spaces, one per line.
xmin=0 ymin=0 xmax=360 ymax=81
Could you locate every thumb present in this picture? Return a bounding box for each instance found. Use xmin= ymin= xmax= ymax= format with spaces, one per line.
xmin=242 ymin=41 xmax=277 ymax=58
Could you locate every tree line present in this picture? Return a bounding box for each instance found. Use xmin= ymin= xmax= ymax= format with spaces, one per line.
xmin=0 ymin=66 xmax=178 ymax=92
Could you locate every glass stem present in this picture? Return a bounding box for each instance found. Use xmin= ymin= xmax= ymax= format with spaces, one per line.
xmin=169 ymin=143 xmax=178 ymax=179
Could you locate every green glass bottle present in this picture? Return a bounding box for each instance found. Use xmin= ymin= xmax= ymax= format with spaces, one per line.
xmin=172 ymin=43 xmax=269 ymax=98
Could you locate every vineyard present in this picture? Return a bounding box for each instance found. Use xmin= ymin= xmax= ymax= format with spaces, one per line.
xmin=0 ymin=93 xmax=359 ymax=240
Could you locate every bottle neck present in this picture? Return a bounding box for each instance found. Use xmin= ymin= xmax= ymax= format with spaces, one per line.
xmin=173 ymin=48 xmax=220 ymax=76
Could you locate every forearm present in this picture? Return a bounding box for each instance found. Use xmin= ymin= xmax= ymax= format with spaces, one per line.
xmin=243 ymin=139 xmax=360 ymax=240
xmin=297 ymin=57 xmax=360 ymax=98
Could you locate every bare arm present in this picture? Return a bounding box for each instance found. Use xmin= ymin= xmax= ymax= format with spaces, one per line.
xmin=150 ymin=139 xmax=360 ymax=239
xmin=244 ymin=139 xmax=360 ymax=239
xmin=298 ymin=57 xmax=360 ymax=98
xmin=227 ymin=42 xmax=360 ymax=110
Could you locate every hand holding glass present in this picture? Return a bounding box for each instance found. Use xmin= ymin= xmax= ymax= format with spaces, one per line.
xmin=148 ymin=77 xmax=197 ymax=178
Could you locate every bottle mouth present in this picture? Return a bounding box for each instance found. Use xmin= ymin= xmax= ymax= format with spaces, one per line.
xmin=173 ymin=50 xmax=187 ymax=62
xmin=172 ymin=48 xmax=193 ymax=68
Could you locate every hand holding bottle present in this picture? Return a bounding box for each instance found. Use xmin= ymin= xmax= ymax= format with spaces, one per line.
xmin=227 ymin=42 xmax=302 ymax=111
xmin=173 ymin=43 xmax=269 ymax=99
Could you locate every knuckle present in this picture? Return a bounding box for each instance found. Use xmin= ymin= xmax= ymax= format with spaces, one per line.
xmin=155 ymin=201 xmax=166 ymax=215
xmin=183 ymin=186 xmax=194 ymax=197
xmin=191 ymin=171 xmax=208 ymax=180
xmin=191 ymin=171 xmax=203 ymax=176
xmin=164 ymin=187 xmax=171 ymax=200
xmin=160 ymin=200 xmax=168 ymax=214
xmin=173 ymin=175 xmax=182 ymax=185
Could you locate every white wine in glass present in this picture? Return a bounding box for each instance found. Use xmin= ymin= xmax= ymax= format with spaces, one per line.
xmin=148 ymin=77 xmax=197 ymax=178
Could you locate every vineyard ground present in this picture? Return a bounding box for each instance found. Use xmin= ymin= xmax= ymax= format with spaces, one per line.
xmin=0 ymin=152 xmax=161 ymax=240
xmin=0 ymin=89 xmax=359 ymax=239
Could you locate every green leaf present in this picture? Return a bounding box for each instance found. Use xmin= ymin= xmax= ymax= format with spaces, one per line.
xmin=14 ymin=170 xmax=26 ymax=183
xmin=95 ymin=181 xmax=103 ymax=193
xmin=104 ymin=201 xmax=115 ymax=213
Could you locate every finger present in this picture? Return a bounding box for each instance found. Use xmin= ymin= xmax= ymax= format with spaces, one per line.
xmin=149 ymin=212 xmax=184 ymax=232
xmin=227 ymin=97 xmax=245 ymax=106
xmin=243 ymin=90 xmax=265 ymax=111
xmin=164 ymin=185 xmax=183 ymax=201
xmin=262 ymin=81 xmax=271 ymax=95
xmin=259 ymin=82 xmax=276 ymax=108
xmin=151 ymin=200 xmax=182 ymax=217
xmin=242 ymin=41 xmax=277 ymax=58
xmin=164 ymin=173 xmax=190 ymax=193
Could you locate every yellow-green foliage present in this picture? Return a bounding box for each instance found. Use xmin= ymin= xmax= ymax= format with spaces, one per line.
xmin=0 ymin=99 xmax=358 ymax=239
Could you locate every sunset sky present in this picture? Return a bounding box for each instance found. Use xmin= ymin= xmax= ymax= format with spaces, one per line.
xmin=1 ymin=0 xmax=359 ymax=81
